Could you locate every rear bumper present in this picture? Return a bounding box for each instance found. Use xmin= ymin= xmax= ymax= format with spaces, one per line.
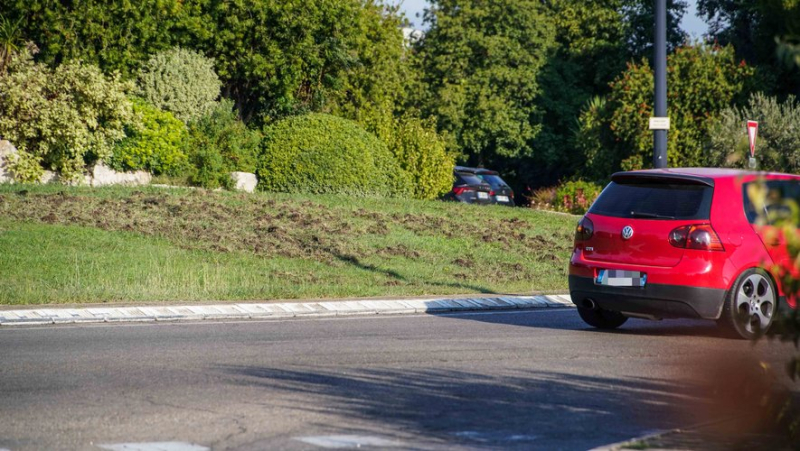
xmin=568 ymin=275 xmax=727 ymax=320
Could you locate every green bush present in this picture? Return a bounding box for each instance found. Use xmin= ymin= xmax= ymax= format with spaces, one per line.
xmin=554 ymin=180 xmax=603 ymax=215
xmin=257 ymin=113 xmax=412 ymax=197
xmin=0 ymin=49 xmax=134 ymax=181
xmin=186 ymin=100 xmax=261 ymax=189
xmin=110 ymin=99 xmax=188 ymax=176
xmin=706 ymin=93 xmax=800 ymax=173
xmin=366 ymin=109 xmax=455 ymax=200
xmin=137 ymin=47 xmax=221 ymax=123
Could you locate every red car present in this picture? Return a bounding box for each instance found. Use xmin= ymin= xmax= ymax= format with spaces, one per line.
xmin=568 ymin=168 xmax=800 ymax=339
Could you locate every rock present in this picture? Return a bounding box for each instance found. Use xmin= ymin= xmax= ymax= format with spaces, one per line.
xmin=90 ymin=163 xmax=152 ymax=187
xmin=231 ymin=171 xmax=257 ymax=193
xmin=39 ymin=171 xmax=58 ymax=184
xmin=0 ymin=140 xmax=18 ymax=184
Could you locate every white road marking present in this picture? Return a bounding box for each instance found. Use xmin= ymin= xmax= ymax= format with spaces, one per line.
xmin=295 ymin=435 xmax=404 ymax=448
xmin=98 ymin=442 xmax=209 ymax=451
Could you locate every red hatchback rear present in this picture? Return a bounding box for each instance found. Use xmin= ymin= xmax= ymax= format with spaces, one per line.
xmin=568 ymin=168 xmax=800 ymax=339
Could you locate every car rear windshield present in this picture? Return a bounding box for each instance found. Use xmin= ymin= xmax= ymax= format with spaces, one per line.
xmin=589 ymin=181 xmax=713 ymax=220
xmin=455 ymin=172 xmax=484 ymax=186
xmin=478 ymin=174 xmax=507 ymax=188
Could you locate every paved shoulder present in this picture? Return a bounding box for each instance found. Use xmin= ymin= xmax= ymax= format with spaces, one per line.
xmin=0 ymin=294 xmax=573 ymax=326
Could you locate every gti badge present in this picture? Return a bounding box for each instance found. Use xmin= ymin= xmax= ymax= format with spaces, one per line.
xmin=621 ymin=226 xmax=634 ymax=240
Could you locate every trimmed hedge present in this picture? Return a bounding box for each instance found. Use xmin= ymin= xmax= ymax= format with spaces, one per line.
xmin=257 ymin=113 xmax=412 ymax=197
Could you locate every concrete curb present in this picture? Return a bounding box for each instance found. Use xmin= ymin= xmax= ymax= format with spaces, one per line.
xmin=0 ymin=295 xmax=574 ymax=326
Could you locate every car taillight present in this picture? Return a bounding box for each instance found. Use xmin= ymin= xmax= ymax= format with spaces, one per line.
xmin=453 ymin=186 xmax=472 ymax=195
xmin=669 ymin=224 xmax=724 ymax=251
xmin=575 ymin=217 xmax=593 ymax=241
xmin=489 ymin=190 xmax=495 ymax=196
xmin=510 ymin=191 xmax=514 ymax=199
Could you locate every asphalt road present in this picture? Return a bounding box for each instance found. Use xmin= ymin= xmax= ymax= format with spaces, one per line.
xmin=0 ymin=309 xmax=795 ymax=450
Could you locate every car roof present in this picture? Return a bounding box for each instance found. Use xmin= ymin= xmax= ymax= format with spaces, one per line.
xmin=454 ymin=166 xmax=500 ymax=176
xmin=613 ymin=168 xmax=800 ymax=186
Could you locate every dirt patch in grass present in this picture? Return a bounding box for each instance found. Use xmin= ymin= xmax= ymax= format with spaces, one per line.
xmin=0 ymin=187 xmax=576 ymax=300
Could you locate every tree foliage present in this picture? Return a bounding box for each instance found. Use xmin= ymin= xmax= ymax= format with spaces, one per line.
xmin=706 ymin=93 xmax=800 ymax=173
xmin=574 ymin=44 xmax=754 ymax=181
xmin=0 ymin=50 xmax=134 ymax=181
xmin=414 ymin=0 xmax=555 ymax=171
xmin=4 ymin=0 xmax=408 ymax=125
xmin=257 ymin=113 xmax=412 ymax=198
xmin=699 ymin=0 xmax=800 ymax=96
xmin=4 ymin=0 xmax=190 ymax=78
xmin=137 ymin=47 xmax=221 ymax=123
xmin=194 ymin=0 xmax=407 ymax=123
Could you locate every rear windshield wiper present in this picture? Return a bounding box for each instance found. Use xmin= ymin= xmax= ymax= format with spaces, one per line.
xmin=629 ymin=211 xmax=676 ymax=219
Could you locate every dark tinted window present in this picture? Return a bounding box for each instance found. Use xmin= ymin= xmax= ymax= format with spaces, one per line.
xmin=478 ymin=174 xmax=507 ymax=188
xmin=743 ymin=180 xmax=800 ymax=225
xmin=590 ymin=182 xmax=713 ymax=220
xmin=455 ymin=172 xmax=484 ymax=186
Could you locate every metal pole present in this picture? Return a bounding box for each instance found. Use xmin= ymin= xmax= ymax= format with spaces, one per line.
xmin=653 ymin=0 xmax=668 ymax=168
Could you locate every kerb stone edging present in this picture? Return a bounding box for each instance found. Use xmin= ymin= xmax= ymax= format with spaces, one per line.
xmin=0 ymin=295 xmax=573 ymax=326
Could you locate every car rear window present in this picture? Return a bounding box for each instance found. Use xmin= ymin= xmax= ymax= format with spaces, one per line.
xmin=478 ymin=174 xmax=507 ymax=188
xmin=455 ymin=172 xmax=484 ymax=185
xmin=589 ymin=182 xmax=713 ymax=220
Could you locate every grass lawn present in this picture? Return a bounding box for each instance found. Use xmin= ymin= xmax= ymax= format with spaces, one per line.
xmin=0 ymin=184 xmax=578 ymax=305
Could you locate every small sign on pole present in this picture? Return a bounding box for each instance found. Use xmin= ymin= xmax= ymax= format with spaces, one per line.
xmin=747 ymin=120 xmax=758 ymax=169
xmin=649 ymin=117 xmax=670 ymax=130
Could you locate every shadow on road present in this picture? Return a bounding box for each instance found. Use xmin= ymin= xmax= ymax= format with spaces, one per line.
xmin=219 ymin=365 xmax=713 ymax=449
xmin=435 ymin=307 xmax=731 ymax=339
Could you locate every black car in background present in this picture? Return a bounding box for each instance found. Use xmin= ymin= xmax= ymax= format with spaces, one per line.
xmin=444 ymin=166 xmax=494 ymax=205
xmin=475 ymin=169 xmax=515 ymax=206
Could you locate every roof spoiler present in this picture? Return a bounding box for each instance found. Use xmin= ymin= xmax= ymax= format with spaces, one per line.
xmin=611 ymin=172 xmax=715 ymax=187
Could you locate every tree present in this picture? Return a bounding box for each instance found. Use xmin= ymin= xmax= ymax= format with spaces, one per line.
xmin=623 ymin=0 xmax=688 ymax=60
xmin=0 ymin=50 xmax=134 ymax=181
xmin=4 ymin=0 xmax=190 ymax=78
xmin=137 ymin=47 xmax=222 ymax=123
xmin=573 ymin=43 xmax=754 ymax=181
xmin=531 ymin=0 xmax=631 ymax=186
xmin=413 ymin=0 xmax=555 ymax=187
xmin=195 ymin=0 xmax=408 ymax=123
xmin=698 ymin=0 xmax=800 ymax=96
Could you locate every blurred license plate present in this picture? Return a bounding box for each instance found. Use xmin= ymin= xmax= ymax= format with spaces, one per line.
xmin=496 ymin=195 xmax=509 ymax=202
xmin=595 ymin=269 xmax=647 ymax=287
xmin=477 ymin=192 xmax=489 ymax=199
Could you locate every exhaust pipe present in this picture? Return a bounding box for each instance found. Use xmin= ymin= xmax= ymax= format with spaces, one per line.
xmin=582 ymin=298 xmax=598 ymax=310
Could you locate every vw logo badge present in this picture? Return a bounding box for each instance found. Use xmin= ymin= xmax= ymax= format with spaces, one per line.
xmin=621 ymin=226 xmax=634 ymax=240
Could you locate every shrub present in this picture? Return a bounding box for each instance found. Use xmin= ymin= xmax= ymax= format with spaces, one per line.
xmin=186 ymin=100 xmax=261 ymax=189
xmin=110 ymin=99 xmax=188 ymax=176
xmin=553 ymin=180 xmax=603 ymax=215
xmin=0 ymin=49 xmax=134 ymax=181
xmin=366 ymin=110 xmax=454 ymax=200
xmin=137 ymin=47 xmax=221 ymax=123
xmin=257 ymin=113 xmax=412 ymax=197
xmin=706 ymin=93 xmax=800 ymax=173
xmin=526 ymin=186 xmax=557 ymax=210
xmin=573 ymin=44 xmax=753 ymax=180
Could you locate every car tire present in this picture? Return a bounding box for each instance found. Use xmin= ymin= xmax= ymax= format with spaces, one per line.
xmin=577 ymin=306 xmax=628 ymax=329
xmin=718 ymin=268 xmax=777 ymax=340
